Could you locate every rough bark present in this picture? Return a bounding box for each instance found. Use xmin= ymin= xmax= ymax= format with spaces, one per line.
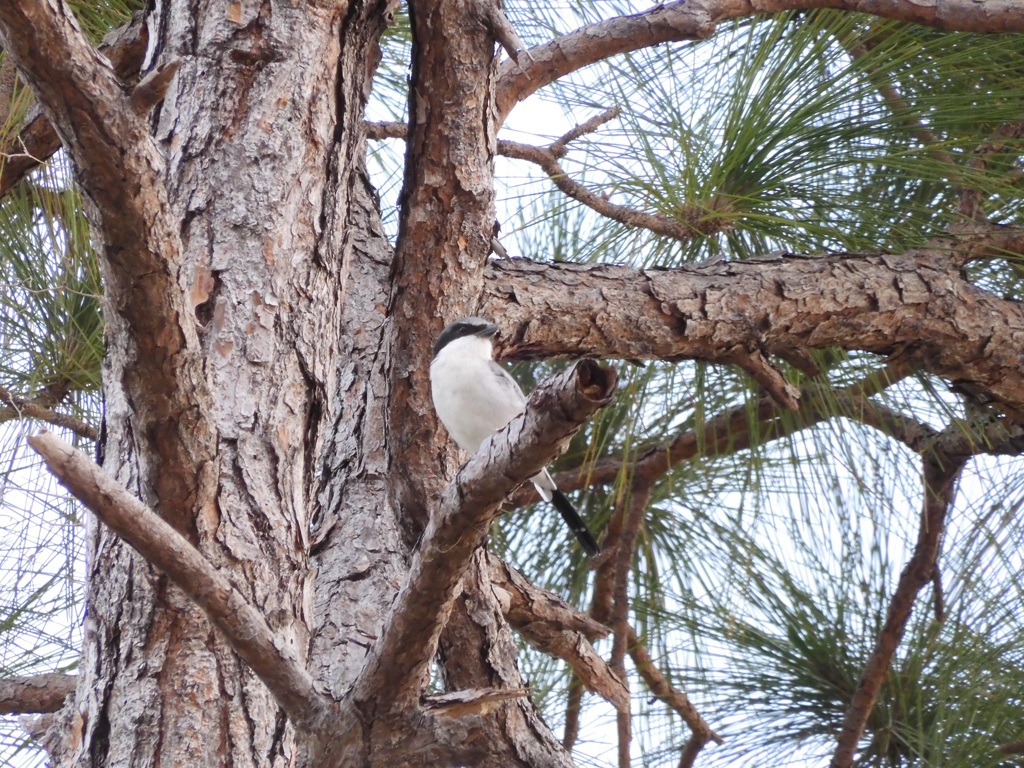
xmin=3 ymin=0 xmax=396 ymax=763
xmin=0 ymin=674 xmax=76 ymax=715
xmin=0 ymin=11 xmax=148 ymax=197
xmin=0 ymin=0 xmax=1022 ymax=765
xmin=27 ymin=431 xmax=329 ymax=729
xmin=482 ymin=239 xmax=1024 ymax=419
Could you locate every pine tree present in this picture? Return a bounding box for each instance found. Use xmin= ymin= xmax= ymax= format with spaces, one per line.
xmin=0 ymin=1 xmax=1022 ymax=766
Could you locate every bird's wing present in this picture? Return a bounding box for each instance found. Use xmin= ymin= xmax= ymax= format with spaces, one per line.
xmin=488 ymin=360 xmax=527 ymax=407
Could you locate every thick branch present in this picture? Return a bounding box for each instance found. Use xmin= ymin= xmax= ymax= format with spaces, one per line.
xmin=388 ymin=0 xmax=504 ymax=543
xmin=354 ymin=361 xmax=616 ymax=716
xmin=0 ymin=1 xmax=162 ymax=233
xmin=496 ymin=0 xmax=1024 ymax=121
xmin=483 ymin=232 xmax=1024 ymax=419
xmin=0 ymin=0 xmax=214 ymax=524
xmin=0 ymin=11 xmax=148 ymax=197
xmin=26 ymin=431 xmax=330 ymax=729
xmin=478 ymin=1 xmax=531 ymax=65
xmin=0 ymin=674 xmax=75 ymax=714
xmin=486 ymin=552 xmax=610 ymax=641
xmin=830 ymin=452 xmax=966 ymax=768
xmin=932 ymin=410 xmax=1024 ymax=459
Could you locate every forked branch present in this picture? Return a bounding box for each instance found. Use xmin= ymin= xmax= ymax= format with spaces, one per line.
xmin=371 ymin=113 xmax=713 ymax=243
xmin=352 ymin=361 xmax=617 ymax=717
xmin=500 ymin=136 xmax=718 ymax=242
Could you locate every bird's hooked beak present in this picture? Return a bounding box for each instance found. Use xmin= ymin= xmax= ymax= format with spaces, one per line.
xmin=478 ymin=323 xmax=499 ymax=338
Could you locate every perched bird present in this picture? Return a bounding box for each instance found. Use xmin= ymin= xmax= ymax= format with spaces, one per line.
xmin=430 ymin=316 xmax=600 ymax=556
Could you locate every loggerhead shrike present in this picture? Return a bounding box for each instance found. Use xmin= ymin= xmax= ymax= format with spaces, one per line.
xmin=430 ymin=316 xmax=600 ymax=556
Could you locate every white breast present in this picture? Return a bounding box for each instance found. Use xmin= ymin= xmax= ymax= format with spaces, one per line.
xmin=430 ymin=335 xmax=526 ymax=454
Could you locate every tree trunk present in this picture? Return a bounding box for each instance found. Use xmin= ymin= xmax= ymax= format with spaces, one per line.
xmin=77 ymin=0 xmax=405 ymax=763
xmin=47 ymin=0 xmax=578 ymax=762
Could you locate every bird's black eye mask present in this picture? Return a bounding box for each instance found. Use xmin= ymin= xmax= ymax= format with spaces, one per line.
xmin=432 ymin=317 xmax=499 ymax=358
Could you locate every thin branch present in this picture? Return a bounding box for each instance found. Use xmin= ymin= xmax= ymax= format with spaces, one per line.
xmin=550 ymin=107 xmax=620 ymax=158
xmin=369 ymin=112 xmax=716 ymax=242
xmin=611 ymin=480 xmax=653 ymax=768
xmin=959 ymin=122 xmax=1024 ymax=220
xmin=628 ymin=627 xmax=723 ymax=747
xmin=0 ymin=386 xmax=98 ymax=441
xmin=717 ymin=0 xmax=1024 ymax=32
xmin=562 ymin=675 xmax=585 ymax=751
xmin=26 ymin=431 xmax=331 ymax=729
xmin=845 ymin=36 xmax=1024 ymax=222
xmin=352 ymin=362 xmax=617 ymax=716
xmin=366 ymin=120 xmax=407 ymax=140
xmin=495 ymin=0 xmax=1024 ymax=122
xmin=830 ymin=451 xmax=967 ymax=768
xmin=526 ymin=627 xmax=629 ymax=712
xmin=842 ymin=37 xmax=956 ymax=166
xmin=500 ymin=138 xmax=714 ymax=241
xmin=588 ymin=466 xmax=635 ymax=626
xmin=507 ymin=362 xmax=913 ymax=506
xmin=932 ymin=410 xmax=1024 ymax=459
xmin=0 ymin=674 xmax=75 ymax=714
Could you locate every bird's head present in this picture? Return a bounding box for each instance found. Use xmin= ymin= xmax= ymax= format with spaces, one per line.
xmin=432 ymin=316 xmax=499 ymax=359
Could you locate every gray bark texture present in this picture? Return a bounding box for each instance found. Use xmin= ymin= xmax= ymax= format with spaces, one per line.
xmin=0 ymin=0 xmax=1021 ymax=766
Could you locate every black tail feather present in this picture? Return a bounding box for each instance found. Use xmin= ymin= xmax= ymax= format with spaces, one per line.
xmin=550 ymin=489 xmax=601 ymax=556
